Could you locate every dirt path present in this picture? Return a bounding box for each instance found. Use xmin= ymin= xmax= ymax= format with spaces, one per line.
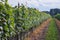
xmin=24 ymin=19 xmax=51 ymax=40
xmin=55 ymin=19 xmax=60 ymax=40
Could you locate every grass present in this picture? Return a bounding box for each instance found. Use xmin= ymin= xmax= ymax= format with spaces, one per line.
xmin=45 ymin=18 xmax=58 ymax=40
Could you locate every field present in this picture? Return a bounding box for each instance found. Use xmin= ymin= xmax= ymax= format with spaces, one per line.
xmin=0 ymin=0 xmax=60 ymax=40
xmin=45 ymin=19 xmax=58 ymax=40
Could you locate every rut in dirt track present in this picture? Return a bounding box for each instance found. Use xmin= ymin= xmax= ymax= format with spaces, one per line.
xmin=25 ymin=19 xmax=51 ymax=40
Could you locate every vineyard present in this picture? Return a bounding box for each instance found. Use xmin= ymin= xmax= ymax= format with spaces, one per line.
xmin=0 ymin=0 xmax=60 ymax=40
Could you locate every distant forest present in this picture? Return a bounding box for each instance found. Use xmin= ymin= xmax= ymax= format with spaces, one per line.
xmin=43 ymin=8 xmax=60 ymax=16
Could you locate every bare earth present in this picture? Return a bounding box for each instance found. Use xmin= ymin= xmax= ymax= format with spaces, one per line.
xmin=55 ymin=19 xmax=60 ymax=40
xmin=24 ymin=19 xmax=51 ymax=40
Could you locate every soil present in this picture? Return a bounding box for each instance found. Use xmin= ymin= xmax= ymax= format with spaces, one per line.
xmin=55 ymin=19 xmax=60 ymax=40
xmin=24 ymin=19 xmax=51 ymax=40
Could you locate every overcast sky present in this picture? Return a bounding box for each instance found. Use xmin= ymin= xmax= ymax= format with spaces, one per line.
xmin=8 ymin=0 xmax=60 ymax=11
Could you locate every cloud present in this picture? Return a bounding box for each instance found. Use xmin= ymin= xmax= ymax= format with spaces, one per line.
xmin=39 ymin=0 xmax=60 ymax=3
xmin=8 ymin=0 xmax=60 ymax=11
xmin=39 ymin=0 xmax=60 ymax=8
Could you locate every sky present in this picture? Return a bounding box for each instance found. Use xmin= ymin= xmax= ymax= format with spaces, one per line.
xmin=8 ymin=0 xmax=60 ymax=11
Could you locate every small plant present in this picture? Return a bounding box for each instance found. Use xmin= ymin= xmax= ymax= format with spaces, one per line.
xmin=55 ymin=14 xmax=60 ymax=20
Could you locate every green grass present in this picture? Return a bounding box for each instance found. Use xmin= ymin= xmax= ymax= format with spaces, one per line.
xmin=45 ymin=19 xmax=58 ymax=40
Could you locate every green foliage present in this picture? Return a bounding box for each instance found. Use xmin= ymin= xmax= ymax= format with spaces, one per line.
xmin=0 ymin=2 xmax=4 ymax=11
xmin=0 ymin=0 xmax=15 ymax=40
xmin=55 ymin=14 xmax=60 ymax=20
xmin=0 ymin=1 xmax=51 ymax=39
